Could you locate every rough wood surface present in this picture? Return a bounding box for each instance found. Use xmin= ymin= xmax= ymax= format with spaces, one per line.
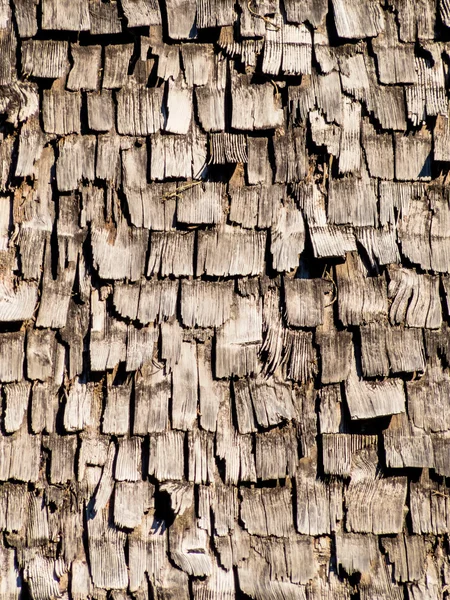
xmin=0 ymin=2 xmax=449 ymax=598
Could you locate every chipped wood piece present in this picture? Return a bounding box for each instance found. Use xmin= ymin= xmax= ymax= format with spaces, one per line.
xmin=234 ymin=376 xmax=295 ymax=432
xmin=102 ymin=43 xmax=134 ymax=89
xmin=429 ymin=188 xmax=450 ymax=274
xmin=172 ymin=341 xmax=198 ymax=431
xmin=36 ymin=246 xmax=76 ymax=329
xmin=196 ymin=85 xmax=226 ymax=132
xmin=283 ymin=0 xmax=327 ymax=27
xmin=91 ymin=220 xmax=148 ymax=281
xmin=331 ymin=0 xmax=384 ymax=38
xmin=328 ymin=173 xmax=378 ymax=227
xmin=91 ymin=441 xmax=115 ymax=512
xmin=26 ymin=329 xmax=59 ymax=382
xmin=406 ymin=55 xmax=447 ymax=126
xmin=41 ymin=0 xmax=90 ymax=30
xmin=361 ymin=118 xmax=394 ymax=180
xmin=87 ymin=508 xmax=128 ymax=589
xmin=382 ymin=534 xmax=427 ymax=583
xmin=169 ymin=505 xmax=213 ymax=577
xmin=407 ymin=364 xmax=450 ymax=434
xmin=126 ymin=323 xmax=157 ymax=371
xmin=395 ymin=130 xmax=432 ymax=181
xmin=67 ymin=43 xmax=101 ymax=91
xmin=241 ymin=486 xmax=294 ymax=537
xmin=197 ymin=0 xmax=234 ymax=28
xmin=26 ymin=491 xmax=49 ymax=546
xmin=384 ymin=413 xmax=434 ymax=471
xmin=216 ymin=398 xmax=256 ymax=484
xmin=13 ymin=0 xmax=38 ymax=37
xmin=128 ymin=510 xmax=168 ymax=591
xmin=15 ymin=116 xmax=48 ymax=179
xmin=187 ymin=429 xmax=214 ymax=484
xmin=335 ymin=532 xmax=379 ymax=575
xmin=262 ymin=20 xmax=312 ymax=76
xmin=114 ymin=481 xmax=148 ymax=529
xmin=364 ymin=55 xmax=407 ymax=131
xmin=229 ymin=184 xmax=280 ymax=229
xmin=388 ymin=266 xmax=441 ymax=329
xmin=165 ymin=0 xmax=196 ymax=39
xmin=71 ymin=559 xmax=94 ymax=599
xmin=210 ymin=132 xmax=247 ymax=163
xmin=434 ymin=112 xmax=450 ymax=162
xmin=21 ymin=39 xmax=68 ymax=79
xmin=197 ymin=225 xmax=266 ymax=277
xmin=255 ymin=425 xmax=298 ymax=480
xmin=283 ymin=330 xmax=317 ymax=383
xmin=21 ymin=553 xmax=65 ymax=600
xmin=0 ymin=425 xmax=40 ymax=482
xmin=273 ymin=127 xmax=307 ymax=183
xmin=102 ymin=383 xmax=130 ymax=436
xmin=345 ymin=362 xmax=406 ymax=420
xmin=432 ymin=434 xmax=450 ymax=477
xmin=115 ymin=437 xmax=142 ymax=481
xmin=114 ymin=280 xmax=178 ymax=324
xmin=397 ymin=197 xmax=432 ymax=271
xmin=147 ymin=231 xmax=194 ymax=277
xmin=345 ymin=449 xmax=407 ymax=534
xmin=64 ymin=380 xmax=97 ymax=433
xmin=0 ymin=278 xmax=37 ymax=322
xmin=181 ymin=43 xmax=214 ymax=86
xmin=215 ymin=295 xmax=262 ymax=378
xmin=317 ymin=330 xmax=352 ymax=384
xmin=371 ymin=11 xmax=417 ymax=85
xmin=150 ymin=129 xmax=207 ymax=179
xmin=197 ymin=342 xmax=223 ymax=433
xmin=177 ymin=181 xmax=226 ymax=225
xmin=4 ymin=381 xmax=30 ymax=433
xmin=309 ymin=110 xmax=340 ymax=157
xmin=120 ymin=0 xmax=161 ymax=27
xmin=87 ymin=90 xmax=114 ymax=132
xmin=31 ymin=382 xmax=59 ymax=434
xmin=295 ymin=456 xmax=343 ymax=535
xmin=336 ymin=254 xmax=388 ymax=326
xmin=45 ymin=434 xmax=77 ymax=484
xmin=160 ymin=318 xmax=183 ymax=369
xmin=116 ymin=85 xmax=164 ymax=135
xmin=59 ymin=299 xmax=89 ymax=379
xmin=247 ymin=137 xmax=272 ymax=185
xmin=56 ymin=135 xmax=95 ymax=191
xmin=359 ymin=324 xmax=390 ymax=377
xmin=164 ymin=77 xmax=192 ymax=134
xmin=354 ymin=225 xmax=400 ymax=268
xmin=149 ymin=431 xmax=185 ymax=480
xmin=181 ymin=280 xmax=233 ymax=328
xmin=134 ymin=367 xmax=170 ymax=435
xmin=322 ymin=433 xmax=377 ymax=477
xmin=338 ymin=97 xmax=361 ymax=175
xmin=386 ymin=328 xmax=426 ymax=374
xmin=95 ymin=133 xmax=121 ymax=182
xmin=42 ymin=85 xmax=81 ymax=135
xmin=78 ymin=433 xmax=109 ymax=481
xmin=271 ymin=201 xmax=305 ymax=272
xmin=231 ymin=75 xmax=283 ymax=130
xmin=284 ymin=278 xmax=330 ymax=327
xmin=88 ymin=0 xmax=121 ymax=34
xmin=319 ymin=384 xmax=345 ymax=434
xmin=0 ymin=331 xmax=24 ymax=382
